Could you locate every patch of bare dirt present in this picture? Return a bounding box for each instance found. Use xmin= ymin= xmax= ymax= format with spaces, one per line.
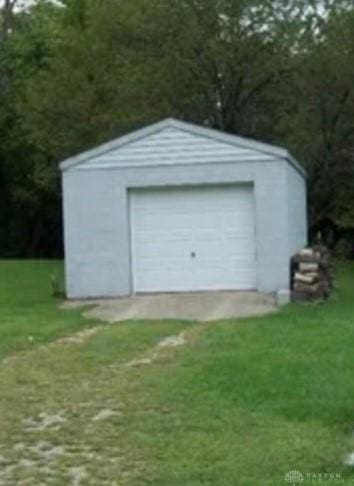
xmin=23 ymin=412 xmax=67 ymax=432
xmin=91 ymin=409 xmax=121 ymax=421
xmin=56 ymin=327 xmax=101 ymax=345
xmin=158 ymin=332 xmax=186 ymax=348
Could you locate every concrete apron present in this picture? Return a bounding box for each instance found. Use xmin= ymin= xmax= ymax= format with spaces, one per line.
xmin=63 ymin=291 xmax=277 ymax=323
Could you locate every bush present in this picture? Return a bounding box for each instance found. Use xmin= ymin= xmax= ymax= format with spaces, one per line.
xmin=333 ymin=238 xmax=352 ymax=260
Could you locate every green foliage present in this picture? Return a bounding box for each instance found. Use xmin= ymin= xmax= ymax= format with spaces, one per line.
xmin=334 ymin=238 xmax=353 ymax=260
xmin=2 ymin=0 xmax=354 ymax=255
xmin=278 ymin=7 xmax=354 ymax=233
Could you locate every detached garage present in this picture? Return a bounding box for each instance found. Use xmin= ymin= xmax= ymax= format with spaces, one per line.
xmin=60 ymin=118 xmax=307 ymax=300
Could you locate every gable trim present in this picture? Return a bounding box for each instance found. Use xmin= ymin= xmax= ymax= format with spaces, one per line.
xmin=71 ymin=156 xmax=280 ymax=171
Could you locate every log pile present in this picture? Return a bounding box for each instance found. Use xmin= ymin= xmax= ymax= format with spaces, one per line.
xmin=291 ymin=245 xmax=333 ymax=302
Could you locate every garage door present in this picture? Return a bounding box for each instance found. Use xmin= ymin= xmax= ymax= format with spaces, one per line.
xmin=129 ymin=185 xmax=256 ymax=292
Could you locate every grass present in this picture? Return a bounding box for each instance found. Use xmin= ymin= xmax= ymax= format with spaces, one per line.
xmin=0 ymin=260 xmax=354 ymax=484
xmin=0 ymin=260 xmax=98 ymax=359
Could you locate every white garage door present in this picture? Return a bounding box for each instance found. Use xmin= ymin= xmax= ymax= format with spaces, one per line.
xmin=129 ymin=185 xmax=257 ymax=293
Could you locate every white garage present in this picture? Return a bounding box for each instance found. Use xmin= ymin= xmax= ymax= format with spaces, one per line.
xmin=60 ymin=118 xmax=307 ymax=299
xmin=130 ymin=185 xmax=256 ymax=293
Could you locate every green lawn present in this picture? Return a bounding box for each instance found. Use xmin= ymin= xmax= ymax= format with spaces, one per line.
xmin=0 ymin=260 xmax=353 ymax=484
xmin=0 ymin=260 xmax=99 ymax=360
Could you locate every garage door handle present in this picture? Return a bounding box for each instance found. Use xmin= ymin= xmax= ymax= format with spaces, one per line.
xmin=191 ymin=252 xmax=196 ymax=258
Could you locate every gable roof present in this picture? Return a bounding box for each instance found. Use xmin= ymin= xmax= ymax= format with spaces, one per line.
xmin=59 ymin=118 xmax=306 ymax=177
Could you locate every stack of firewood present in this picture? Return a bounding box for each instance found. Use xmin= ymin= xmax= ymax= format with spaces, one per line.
xmin=291 ymin=245 xmax=333 ymax=302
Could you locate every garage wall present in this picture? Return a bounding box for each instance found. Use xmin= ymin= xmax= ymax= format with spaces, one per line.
xmin=286 ymin=164 xmax=308 ymax=258
xmin=63 ymin=158 xmax=291 ymax=298
xmin=254 ymin=161 xmax=290 ymax=292
xmin=62 ymin=170 xmax=130 ymax=298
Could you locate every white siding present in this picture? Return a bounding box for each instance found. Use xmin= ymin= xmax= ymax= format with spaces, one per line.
xmin=287 ymin=164 xmax=308 ymax=257
xmin=80 ymin=127 xmax=275 ymax=170
xmin=63 ymin=159 xmax=295 ymax=298
xmin=61 ymin=119 xmax=307 ymax=299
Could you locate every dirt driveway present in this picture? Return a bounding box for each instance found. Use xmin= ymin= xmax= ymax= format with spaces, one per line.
xmin=63 ymin=291 xmax=276 ymax=322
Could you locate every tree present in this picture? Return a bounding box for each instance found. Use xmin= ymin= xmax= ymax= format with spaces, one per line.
xmin=275 ymin=6 xmax=354 ymax=242
xmin=1 ymin=0 xmax=354 ymax=257
xmin=0 ymin=0 xmax=63 ymax=256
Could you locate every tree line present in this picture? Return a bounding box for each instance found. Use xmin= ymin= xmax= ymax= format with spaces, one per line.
xmin=1 ymin=0 xmax=354 ymax=257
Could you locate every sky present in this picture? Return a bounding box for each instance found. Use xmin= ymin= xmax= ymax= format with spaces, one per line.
xmin=0 ymin=0 xmax=42 ymax=10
